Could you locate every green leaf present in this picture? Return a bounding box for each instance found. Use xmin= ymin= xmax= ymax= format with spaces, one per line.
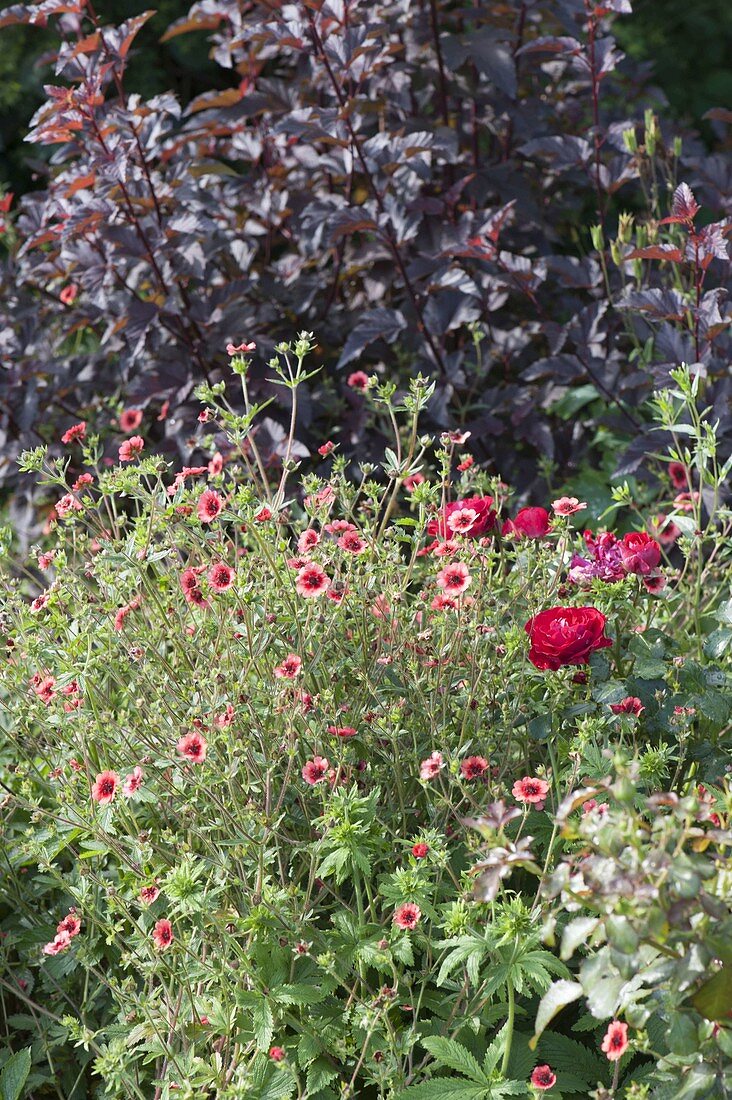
xmin=561 ymin=917 xmax=600 ymax=961
xmin=395 ymin=1083 xmax=489 ymax=1099
xmin=1 ymin=1048 xmax=32 ymax=1100
xmin=691 ymin=967 xmax=732 ymax=1023
xmin=421 ymin=1037 xmax=487 ymax=1083
xmin=530 ymin=980 xmax=583 ymax=1048
xmin=276 ymin=984 xmax=327 ymax=1006
xmin=252 ymin=999 xmax=274 ymax=1051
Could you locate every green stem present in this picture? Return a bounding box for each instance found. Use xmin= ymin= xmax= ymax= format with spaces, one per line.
xmin=501 ymin=982 xmax=515 ymax=1077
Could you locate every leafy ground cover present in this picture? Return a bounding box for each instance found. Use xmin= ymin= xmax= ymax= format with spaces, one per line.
xmin=0 ymin=349 xmax=730 ymax=1099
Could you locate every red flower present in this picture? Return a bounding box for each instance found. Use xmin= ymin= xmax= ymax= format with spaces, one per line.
xmin=651 ymin=514 xmax=681 ymax=548
xmin=177 ymin=731 xmax=208 ymax=764
xmin=197 ymin=489 xmax=223 ymax=524
xmin=152 ymin=918 xmax=174 ymax=951
xmin=318 ymin=440 xmax=335 ymax=456
xmin=91 ymin=770 xmax=119 ymax=806
xmin=56 ymin=913 xmax=81 ymax=938
xmin=140 ymin=885 xmax=160 ymax=905
xmin=302 ymin=756 xmax=329 ymax=785
xmin=226 ymin=341 xmax=256 ymax=355
xmin=668 ymin=461 xmax=688 ymax=489
xmin=296 ymin=562 xmax=330 ymax=598
xmin=393 ymin=903 xmax=421 ymax=930
xmin=119 ymin=436 xmax=144 ymax=462
xmin=338 ymin=530 xmax=367 ymax=554
xmin=328 ymin=725 xmax=357 ymax=738
xmin=411 ymin=842 xmax=429 ymax=859
xmin=208 ymin=562 xmax=235 ymax=592
xmin=297 ymin=528 xmax=320 ymax=554
xmin=601 ymin=1020 xmax=629 ymax=1062
xmin=61 ymin=421 xmax=86 ymax=445
xmin=403 ymin=473 xmax=425 ymax=493
xmin=461 ymin=755 xmax=489 ymax=781
xmin=619 ymin=532 xmax=661 ymax=576
xmin=610 ymin=696 xmax=644 ymax=716
xmin=427 ymin=496 xmax=495 ymax=538
xmin=274 ymin=653 xmax=302 ymax=679
xmin=419 ymin=751 xmax=444 ymax=780
xmin=347 ymin=370 xmax=370 ymax=391
xmin=268 ymin=1046 xmax=285 ymax=1062
xmin=513 ymin=776 xmax=550 ymax=804
xmin=43 ymin=930 xmax=72 ymax=955
xmin=60 ymin=283 xmax=78 ymax=305
xmin=502 ymin=506 xmax=551 ymax=539
xmin=436 ymin=562 xmax=471 ymax=596
xmin=123 ymin=765 xmax=144 ymax=797
xmin=119 ymin=408 xmax=143 ymax=433
xmin=254 ymin=506 xmax=272 ymax=522
xmin=525 ymin=607 xmax=612 ymax=671
xmin=531 ymin=1064 xmax=557 ymax=1090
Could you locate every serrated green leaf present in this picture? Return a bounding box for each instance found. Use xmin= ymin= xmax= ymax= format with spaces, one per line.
xmin=421 ymin=1037 xmax=487 ymax=1083
xmin=1 ymin=1048 xmax=32 ymax=1100
xmin=395 ymin=1083 xmax=489 ymax=1100
xmin=252 ymin=999 xmax=274 ymax=1051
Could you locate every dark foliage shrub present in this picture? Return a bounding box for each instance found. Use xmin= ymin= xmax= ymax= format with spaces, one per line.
xmin=0 ymin=0 xmax=730 ymax=539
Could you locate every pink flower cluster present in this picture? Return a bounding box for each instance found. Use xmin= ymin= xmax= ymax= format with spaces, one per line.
xmin=43 ymin=911 xmax=82 ymax=956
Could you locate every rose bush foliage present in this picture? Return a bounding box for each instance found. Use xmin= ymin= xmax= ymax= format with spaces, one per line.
xmin=0 ymin=354 xmax=730 ymax=1098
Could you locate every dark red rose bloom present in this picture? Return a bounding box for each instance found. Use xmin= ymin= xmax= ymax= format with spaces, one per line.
xmin=502 ymin=506 xmax=551 ymax=539
xmin=619 ymin=532 xmax=661 ymax=576
xmin=427 ymin=495 xmax=496 ymax=539
xmin=525 ymin=606 xmax=612 ymax=671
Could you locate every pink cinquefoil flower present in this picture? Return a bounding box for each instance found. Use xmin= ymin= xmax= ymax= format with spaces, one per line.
xmin=140 ymin=885 xmax=160 ymax=905
xmin=601 ymin=1021 xmax=629 ymax=1062
xmin=296 ymin=562 xmax=330 ymax=598
xmin=393 ymin=903 xmax=421 ymax=930
xmin=274 ymin=654 xmax=302 ymax=680
xmin=152 ymin=918 xmax=174 ymax=951
xmin=43 ymin=930 xmax=73 ymax=956
xmin=347 ymin=370 xmax=369 ymax=391
xmin=428 ymin=496 xmax=495 ymax=539
xmin=226 ymin=341 xmax=256 ymax=355
xmin=302 ymin=756 xmax=329 ymax=785
xmin=123 ymin=766 xmax=144 ymax=798
xmin=56 ymin=913 xmax=81 ymax=938
xmin=177 ymin=731 xmax=208 ymax=764
xmin=119 ymin=436 xmax=144 ymax=462
xmin=436 ymin=562 xmax=471 ymax=597
xmin=61 ymin=421 xmax=86 ymax=445
xmin=531 ymin=1065 xmax=557 ymax=1090
xmin=338 ymin=530 xmax=367 ymax=554
xmin=91 ymin=770 xmax=119 ymax=806
xmin=298 ymin=528 xmax=320 ymax=554
xmin=197 ymin=489 xmax=223 ymax=524
xmin=419 ymin=751 xmax=444 ymax=780
xmin=208 ymin=562 xmax=235 ymax=592
xmin=461 ymin=755 xmax=489 ymax=781
xmin=119 ymin=408 xmax=143 ymax=433
xmin=551 ymin=496 xmax=587 ymax=516
xmin=512 ymin=776 xmax=549 ymax=804
xmin=328 ymin=725 xmax=357 ymax=738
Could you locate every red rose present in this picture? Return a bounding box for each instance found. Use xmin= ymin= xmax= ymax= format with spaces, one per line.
xmin=502 ymin=506 xmax=551 ymax=539
xmin=525 ymin=606 xmax=612 ymax=670
xmin=427 ymin=495 xmax=496 ymax=538
xmin=619 ymin=532 xmax=661 ymax=576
